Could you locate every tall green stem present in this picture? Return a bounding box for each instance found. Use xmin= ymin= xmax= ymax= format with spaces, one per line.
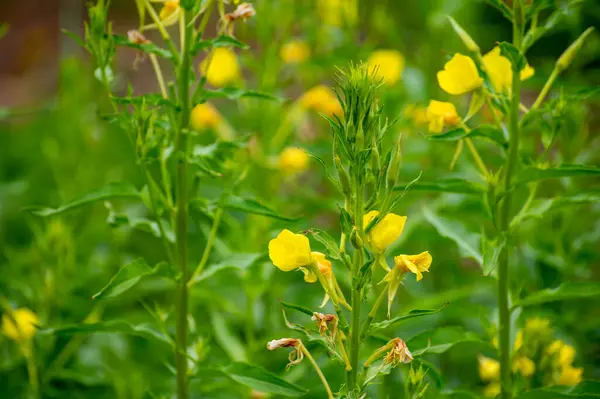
xmin=175 ymin=9 xmax=193 ymax=399
xmin=497 ymin=8 xmax=522 ymax=399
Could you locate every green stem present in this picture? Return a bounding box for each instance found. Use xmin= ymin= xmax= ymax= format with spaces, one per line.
xmin=530 ymin=67 xmax=559 ymax=111
xmin=360 ymin=287 xmax=387 ymax=339
xmin=300 ymin=344 xmax=334 ymax=399
xmin=175 ymin=9 xmax=193 ymax=399
xmin=188 ymin=205 xmax=224 ymax=286
xmin=25 ymin=346 xmax=40 ymax=399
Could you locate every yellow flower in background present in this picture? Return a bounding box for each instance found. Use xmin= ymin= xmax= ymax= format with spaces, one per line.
xmin=514 ymin=330 xmax=523 ymax=351
xmin=1 ymin=308 xmax=39 ymax=342
xmin=299 ymin=85 xmax=343 ymax=117
xmin=317 ymin=0 xmax=355 ymax=27
xmin=190 ymin=103 xmax=222 ymax=130
xmin=394 ymin=251 xmax=432 ymax=282
xmin=513 ymin=356 xmax=536 ymax=377
xmin=268 ymin=229 xmax=312 ymax=271
xmin=558 ymin=365 xmax=583 ymax=386
xmin=280 ymin=39 xmax=310 ymax=64
xmin=437 ymin=53 xmax=483 ymax=95
xmin=558 ymin=344 xmax=576 ymax=367
xmin=278 ymin=147 xmax=310 ymax=175
xmin=367 ymin=50 xmax=405 ymax=85
xmin=159 ymin=0 xmax=180 ymax=21
xmin=547 ymin=339 xmax=564 ymax=355
xmin=201 ymin=48 xmax=240 ymax=87
xmin=482 ymin=47 xmax=535 ymax=93
xmin=525 ymin=317 xmax=551 ymax=334
xmin=479 ymin=355 xmax=500 ymax=382
xmin=426 ymin=100 xmax=460 ymax=133
xmin=363 ymin=210 xmax=407 ymax=253
xmin=483 ymin=383 xmax=501 ymax=398
xmin=404 ymin=104 xmax=429 ymax=127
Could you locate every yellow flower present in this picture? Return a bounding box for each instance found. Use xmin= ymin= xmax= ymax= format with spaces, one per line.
xmin=190 ymin=103 xmax=222 ymax=130
xmin=299 ymin=85 xmax=343 ymax=117
xmin=268 ymin=229 xmax=312 ymax=272
xmin=482 ymin=47 xmax=535 ymax=93
xmin=514 ymin=330 xmax=523 ymax=352
xmin=547 ymin=339 xmax=564 ymax=355
xmin=483 ymin=383 xmax=501 ymax=398
xmin=2 ymin=308 xmax=39 ymax=342
xmin=558 ymin=344 xmax=576 ymax=367
xmin=524 ymin=317 xmax=551 ymax=335
xmin=159 ymin=0 xmax=180 ymax=21
xmin=278 ymin=147 xmax=310 ymax=175
xmin=317 ymin=0 xmax=354 ymax=27
xmin=394 ymin=252 xmax=432 ymax=282
xmin=367 ymin=50 xmax=405 ymax=85
xmin=404 ymin=104 xmax=429 ymax=127
xmin=280 ymin=40 xmax=310 ymax=64
xmin=426 ymin=100 xmax=460 ymax=133
xmin=513 ymin=356 xmax=536 ymax=377
xmin=363 ymin=210 xmax=407 ymax=253
xmin=558 ymin=365 xmax=583 ymax=386
xmin=201 ymin=48 xmax=240 ymax=87
xmin=304 ymin=251 xmax=332 ymax=283
xmin=479 ymin=355 xmax=500 ymax=382
xmin=437 ymin=53 xmax=483 ymax=95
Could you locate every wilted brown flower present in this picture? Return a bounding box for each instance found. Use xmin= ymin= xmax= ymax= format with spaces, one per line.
xmin=225 ymin=3 xmax=256 ymax=22
xmin=267 ymin=338 xmax=304 ymax=370
xmin=127 ymin=30 xmax=150 ymax=45
xmin=384 ymin=338 xmax=414 ymax=365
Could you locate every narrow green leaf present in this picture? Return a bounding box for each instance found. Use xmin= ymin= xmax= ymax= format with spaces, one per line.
xmin=62 ymin=29 xmax=85 ymax=48
xmin=428 ymin=125 xmax=507 ymax=148
xmin=481 ymin=235 xmax=505 ymax=276
xmin=222 ymin=362 xmax=308 ymax=397
xmin=423 ymin=206 xmax=483 ymax=264
xmin=369 ymin=306 xmax=447 ymax=332
xmin=514 ymin=164 xmax=600 ymax=186
xmin=308 ymin=228 xmax=342 ymax=261
xmin=224 ymin=196 xmax=300 ymax=221
xmin=498 ymin=41 xmax=527 ymax=71
xmin=280 ymin=301 xmax=313 ymax=316
xmin=40 ymin=320 xmax=172 ymax=346
xmin=191 ymin=34 xmax=249 ymax=54
xmin=517 ymin=380 xmax=600 ymax=398
xmin=111 ymin=34 xmax=172 ymax=59
xmin=408 ymin=326 xmax=489 ymax=356
xmin=482 ymin=0 xmax=513 ymax=21
xmin=26 ymin=182 xmax=140 ymax=217
xmin=111 ymin=94 xmax=175 ymax=108
xmin=92 ymin=258 xmax=173 ymax=300
xmin=514 ymin=282 xmax=600 ymax=308
xmin=203 ymin=88 xmax=281 ymax=101
xmin=394 ymin=179 xmax=485 ymax=195
xmin=211 ymin=310 xmax=247 ymax=362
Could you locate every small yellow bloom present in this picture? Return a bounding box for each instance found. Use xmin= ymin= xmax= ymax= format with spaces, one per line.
xmin=304 ymin=251 xmax=332 ymax=283
xmin=514 ymin=330 xmax=523 ymax=352
xmin=479 ymin=355 xmax=500 ymax=382
xmin=201 ymin=48 xmax=240 ymax=87
xmin=547 ymin=339 xmax=564 ymax=355
xmin=1 ymin=308 xmax=39 ymax=342
xmin=367 ymin=50 xmax=405 ymax=85
xmin=513 ymin=356 xmax=536 ymax=377
xmin=426 ymin=100 xmax=460 ymax=133
xmin=190 ymin=103 xmax=222 ymax=130
xmin=558 ymin=365 xmax=583 ymax=386
xmin=278 ymin=147 xmax=310 ymax=175
xmin=317 ymin=0 xmax=354 ymax=27
xmin=482 ymin=47 xmax=535 ymax=93
xmin=280 ymin=40 xmax=310 ymax=64
xmin=404 ymin=104 xmax=429 ymax=127
xmin=525 ymin=317 xmax=551 ymax=334
xmin=299 ymin=85 xmax=343 ymax=117
xmin=363 ymin=211 xmax=407 ymax=253
xmin=437 ymin=53 xmax=483 ymax=95
xmin=558 ymin=344 xmax=576 ymax=367
xmin=268 ymin=229 xmax=312 ymax=272
xmin=394 ymin=252 xmax=432 ymax=282
xmin=483 ymin=382 xmax=501 ymax=398
xmin=159 ymin=0 xmax=180 ymax=21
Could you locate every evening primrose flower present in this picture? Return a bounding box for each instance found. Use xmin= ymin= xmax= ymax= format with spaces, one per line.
xmin=479 ymin=355 xmax=500 ymax=382
xmin=483 ymin=383 xmax=501 ymax=398
xmin=482 ymin=47 xmax=535 ymax=93
xmin=367 ymin=50 xmax=405 ymax=85
xmin=404 ymin=104 xmax=429 ymax=127
xmin=278 ymin=147 xmax=310 ymax=175
xmin=513 ymin=356 xmax=536 ymax=377
xmin=1 ymin=308 xmax=39 ymax=342
xmin=437 ymin=54 xmax=483 ymax=95
xmin=280 ymin=39 xmax=310 ymax=64
xmin=394 ymin=251 xmax=432 ymax=282
xmin=558 ymin=365 xmax=583 ymax=386
xmin=200 ymin=48 xmax=240 ymax=87
xmin=303 ymin=251 xmax=332 ymax=283
xmin=268 ymin=229 xmax=312 ymax=271
xmin=363 ymin=210 xmax=407 ymax=253
xmin=426 ymin=100 xmax=460 ymax=133
xmin=190 ymin=103 xmax=222 ymax=130
xmin=525 ymin=317 xmax=551 ymax=335
xmin=299 ymin=85 xmax=343 ymax=117
xmin=558 ymin=344 xmax=576 ymax=367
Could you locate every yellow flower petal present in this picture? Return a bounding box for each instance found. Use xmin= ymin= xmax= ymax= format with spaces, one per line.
xmin=367 ymin=50 xmax=405 ymax=85
xmin=201 ymin=48 xmax=240 ymax=87
xmin=478 ymin=355 xmax=500 ymax=382
xmin=512 ymin=356 xmax=536 ymax=377
xmin=426 ymin=100 xmax=459 ymax=133
xmin=280 ymin=40 xmax=310 ymax=64
xmin=437 ymin=54 xmax=483 ymax=95
xmin=363 ymin=211 xmax=407 ymax=253
xmin=268 ymin=229 xmax=312 ymax=271
xmin=190 ymin=103 xmax=222 ymax=130
xmin=278 ymin=147 xmax=310 ymax=175
xmin=558 ymin=365 xmax=583 ymax=386
xmin=483 ymin=47 xmax=535 ymax=93
xmin=394 ymin=251 xmax=432 ymax=282
xmin=1 ymin=308 xmax=39 ymax=342
xmin=299 ymin=85 xmax=342 ymax=117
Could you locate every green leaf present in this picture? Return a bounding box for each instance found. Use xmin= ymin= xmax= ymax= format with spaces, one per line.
xmin=514 ymin=164 xmax=600 ymax=186
xmin=111 ymin=34 xmax=172 ymax=59
xmin=423 ymin=206 xmax=483 ymax=264
xmin=308 ymin=228 xmax=343 ymax=261
xmin=517 ymin=380 xmax=600 ymax=398
xmin=498 ymin=41 xmax=527 ymax=72
xmin=26 ymin=182 xmax=140 ymax=217
xmin=40 ymin=320 xmax=172 ymax=346
xmin=481 ymin=234 xmax=505 ymax=276
xmin=203 ymin=88 xmax=281 ymax=101
xmin=189 ymin=253 xmax=265 ymax=286
xmin=111 ymin=94 xmax=175 ymax=108
xmin=222 ymin=362 xmax=308 ymax=397
xmin=92 ymin=258 xmax=174 ymax=300
xmin=513 ymin=282 xmax=600 ymax=308
xmin=62 ymin=29 xmax=85 ymax=48
xmin=369 ymin=306 xmax=447 ymax=333
xmin=482 ymin=0 xmax=513 ymax=21
xmin=211 ymin=310 xmax=247 ymax=362
xmin=428 ymin=125 xmax=507 ymax=148
xmin=394 ymin=178 xmax=485 ymax=195
xmin=224 ymin=196 xmax=300 ymax=221
xmin=280 ymin=301 xmax=314 ymax=316
xmin=191 ymin=35 xmax=249 ymax=54
xmin=408 ymin=326 xmax=489 ymax=356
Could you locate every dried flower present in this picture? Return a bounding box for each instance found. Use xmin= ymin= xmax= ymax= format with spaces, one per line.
xmin=267 ymin=338 xmax=304 ymax=370
xmin=127 ymin=30 xmax=150 ymax=45
xmin=384 ymin=338 xmax=413 ymax=365
xmin=225 ymin=2 xmax=256 ymax=22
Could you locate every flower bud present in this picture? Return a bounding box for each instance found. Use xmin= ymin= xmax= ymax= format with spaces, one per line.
xmin=447 ymin=17 xmax=480 ymax=53
xmin=350 ymin=227 xmax=363 ymax=249
xmin=557 ymin=27 xmax=594 ymax=71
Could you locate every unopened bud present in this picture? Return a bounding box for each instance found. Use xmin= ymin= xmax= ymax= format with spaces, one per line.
xmin=557 ymin=27 xmax=594 ymax=71
xmin=334 ymin=156 xmax=352 ymax=197
xmin=387 ymin=138 xmax=402 ymax=188
xmin=350 ymin=227 xmax=363 ymax=249
xmin=448 ymin=17 xmax=480 ymax=53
